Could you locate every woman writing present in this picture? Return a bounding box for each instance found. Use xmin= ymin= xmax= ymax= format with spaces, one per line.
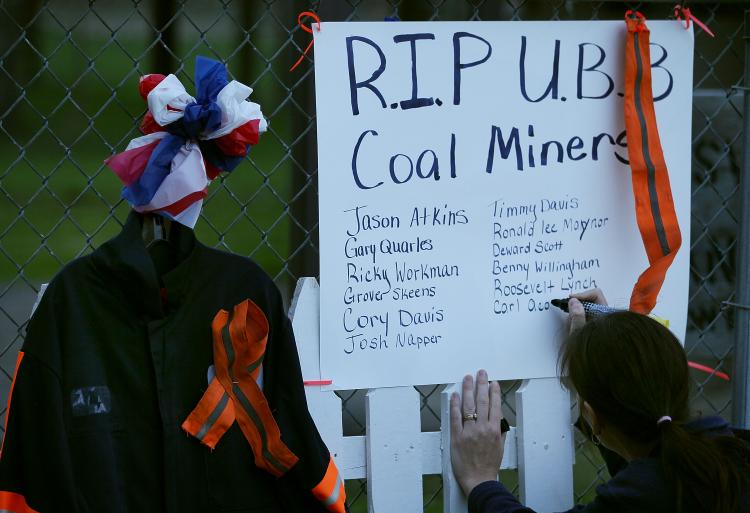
xmin=451 ymin=290 xmax=750 ymax=513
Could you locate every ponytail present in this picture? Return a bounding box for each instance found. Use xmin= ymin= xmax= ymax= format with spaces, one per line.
xmin=561 ymin=311 xmax=750 ymax=513
xmin=658 ymin=420 xmax=750 ymax=513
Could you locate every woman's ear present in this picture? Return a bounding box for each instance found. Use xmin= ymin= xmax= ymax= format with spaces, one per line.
xmin=581 ymin=400 xmax=603 ymax=436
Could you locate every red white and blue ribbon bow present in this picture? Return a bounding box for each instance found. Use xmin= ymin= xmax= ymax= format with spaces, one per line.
xmin=105 ymin=56 xmax=267 ymax=228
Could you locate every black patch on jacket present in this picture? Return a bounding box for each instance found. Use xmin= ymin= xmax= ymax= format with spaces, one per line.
xmin=71 ymin=386 xmax=111 ymax=416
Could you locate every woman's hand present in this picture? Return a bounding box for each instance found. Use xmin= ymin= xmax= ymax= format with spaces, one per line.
xmin=450 ymin=370 xmax=506 ymax=496
xmin=568 ymin=288 xmax=608 ymax=334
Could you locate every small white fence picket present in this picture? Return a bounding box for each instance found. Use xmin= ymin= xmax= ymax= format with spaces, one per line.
xmin=290 ymin=277 xmax=575 ymax=513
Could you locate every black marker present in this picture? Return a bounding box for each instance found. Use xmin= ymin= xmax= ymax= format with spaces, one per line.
xmin=550 ymin=298 xmax=621 ymax=318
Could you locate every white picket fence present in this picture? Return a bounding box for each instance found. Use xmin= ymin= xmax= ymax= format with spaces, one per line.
xmin=290 ymin=277 xmax=575 ymax=513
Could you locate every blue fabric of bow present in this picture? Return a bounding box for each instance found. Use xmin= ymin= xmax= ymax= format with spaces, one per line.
xmin=123 ymin=56 xmax=247 ymax=207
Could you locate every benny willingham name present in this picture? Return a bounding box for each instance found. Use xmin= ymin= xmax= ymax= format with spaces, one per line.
xmin=490 ymin=197 xmax=606 ymax=315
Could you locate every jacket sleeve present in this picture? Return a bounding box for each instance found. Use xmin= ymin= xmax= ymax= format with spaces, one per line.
xmin=263 ymin=285 xmax=347 ymax=513
xmin=0 ymin=290 xmax=81 ymax=513
xmin=468 ymin=481 xmax=616 ymax=513
xmin=0 ymin=352 xmax=79 ymax=513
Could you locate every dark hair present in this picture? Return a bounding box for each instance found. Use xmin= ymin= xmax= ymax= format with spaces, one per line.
xmin=560 ymin=311 xmax=750 ymax=513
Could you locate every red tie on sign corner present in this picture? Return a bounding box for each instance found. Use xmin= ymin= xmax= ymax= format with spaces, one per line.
xmin=623 ymin=11 xmax=683 ymax=315
xmin=673 ymin=4 xmax=715 ymax=38
xmin=289 ymin=11 xmax=321 ymax=72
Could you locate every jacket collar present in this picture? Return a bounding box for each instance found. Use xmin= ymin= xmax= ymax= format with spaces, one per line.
xmin=93 ymin=211 xmax=200 ymax=318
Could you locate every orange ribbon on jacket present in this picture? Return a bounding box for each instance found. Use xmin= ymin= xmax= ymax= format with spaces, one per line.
xmin=622 ymin=11 xmax=683 ymax=314
xmin=182 ymin=300 xmax=298 ymax=477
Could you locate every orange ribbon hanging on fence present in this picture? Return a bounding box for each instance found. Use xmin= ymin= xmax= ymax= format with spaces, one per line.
xmin=182 ymin=300 xmax=299 ymax=477
xmin=290 ymin=11 xmax=321 ymax=72
xmin=622 ymin=11 xmax=683 ymax=315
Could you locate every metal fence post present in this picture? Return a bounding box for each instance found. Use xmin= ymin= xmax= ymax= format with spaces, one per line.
xmin=732 ymin=10 xmax=750 ymax=429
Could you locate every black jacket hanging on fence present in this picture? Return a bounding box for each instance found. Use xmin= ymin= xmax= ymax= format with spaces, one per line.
xmin=0 ymin=211 xmax=344 ymax=513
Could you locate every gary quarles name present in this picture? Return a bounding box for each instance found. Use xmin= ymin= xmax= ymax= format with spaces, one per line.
xmin=345 ymin=235 xmax=433 ymax=264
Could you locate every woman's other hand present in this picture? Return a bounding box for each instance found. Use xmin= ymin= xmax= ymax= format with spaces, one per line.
xmin=450 ymin=370 xmax=506 ymax=496
xmin=568 ymin=288 xmax=608 ymax=334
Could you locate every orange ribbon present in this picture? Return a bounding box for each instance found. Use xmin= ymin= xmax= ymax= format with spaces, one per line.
xmin=622 ymin=11 xmax=683 ymax=315
xmin=624 ymin=10 xmax=647 ymax=33
xmin=182 ymin=300 xmax=298 ymax=477
xmin=674 ymin=4 xmax=715 ymax=37
xmin=289 ymin=11 xmax=321 ymax=72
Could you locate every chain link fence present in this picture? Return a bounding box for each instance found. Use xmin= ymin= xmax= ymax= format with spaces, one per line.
xmin=0 ymin=1 xmax=744 ymax=511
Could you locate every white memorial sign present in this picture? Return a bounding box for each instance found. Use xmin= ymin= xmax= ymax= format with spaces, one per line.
xmin=314 ymin=21 xmax=693 ymax=390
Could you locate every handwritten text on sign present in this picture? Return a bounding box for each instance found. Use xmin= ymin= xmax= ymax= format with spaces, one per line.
xmin=315 ymin=21 xmax=693 ymax=390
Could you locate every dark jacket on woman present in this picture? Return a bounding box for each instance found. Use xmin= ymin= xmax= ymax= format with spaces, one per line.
xmin=469 ymin=416 xmax=750 ymax=513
